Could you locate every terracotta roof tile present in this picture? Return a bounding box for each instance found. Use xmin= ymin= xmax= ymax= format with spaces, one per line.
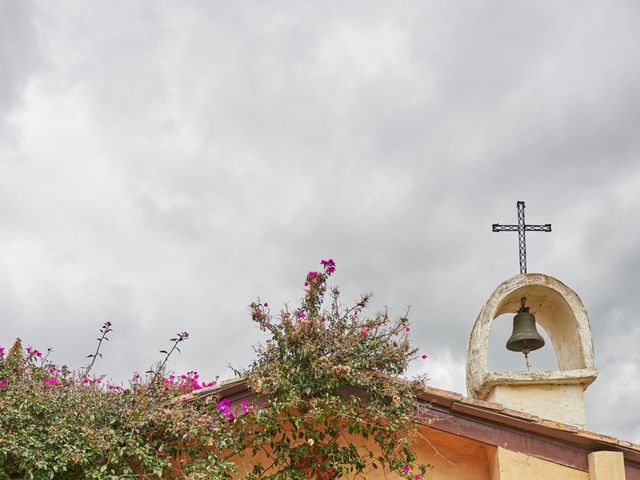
xmin=498 ymin=407 xmax=539 ymax=422
xmin=459 ymin=397 xmax=504 ymax=411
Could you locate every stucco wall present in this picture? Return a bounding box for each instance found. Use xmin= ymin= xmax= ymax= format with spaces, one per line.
xmin=492 ymin=447 xmax=588 ymax=480
xmin=228 ymin=424 xmax=494 ymax=479
xmin=487 ymin=384 xmax=586 ymax=428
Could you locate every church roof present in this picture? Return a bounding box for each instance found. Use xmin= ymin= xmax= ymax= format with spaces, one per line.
xmin=183 ymin=378 xmax=640 ymax=478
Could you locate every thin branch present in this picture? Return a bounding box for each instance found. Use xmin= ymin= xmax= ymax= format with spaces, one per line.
xmin=84 ymin=321 xmax=113 ymax=377
xmin=415 ymin=429 xmax=455 ymax=466
xmin=148 ymin=331 xmax=189 ymax=388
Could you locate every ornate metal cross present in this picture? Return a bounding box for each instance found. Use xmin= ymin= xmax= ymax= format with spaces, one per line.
xmin=492 ymin=201 xmax=551 ymax=274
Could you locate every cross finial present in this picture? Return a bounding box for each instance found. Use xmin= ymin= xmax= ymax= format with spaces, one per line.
xmin=492 ymin=201 xmax=551 ymax=274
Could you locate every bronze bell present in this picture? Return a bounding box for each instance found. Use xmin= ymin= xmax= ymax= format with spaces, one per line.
xmin=506 ymin=298 xmax=545 ymax=354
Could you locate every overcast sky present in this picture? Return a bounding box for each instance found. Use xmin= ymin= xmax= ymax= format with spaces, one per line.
xmin=2 ymin=0 xmax=640 ymax=442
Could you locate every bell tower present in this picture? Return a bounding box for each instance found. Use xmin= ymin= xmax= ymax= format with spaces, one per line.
xmin=465 ymin=273 xmax=597 ymax=428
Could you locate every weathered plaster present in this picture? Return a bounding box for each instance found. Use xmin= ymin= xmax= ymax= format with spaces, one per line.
xmin=229 ymin=424 xmax=494 ymax=480
xmin=487 ymin=384 xmax=586 ymax=428
xmin=466 ymin=273 xmax=597 ymax=427
xmin=492 ymin=447 xmax=588 ymax=480
xmin=588 ymin=451 xmax=626 ymax=480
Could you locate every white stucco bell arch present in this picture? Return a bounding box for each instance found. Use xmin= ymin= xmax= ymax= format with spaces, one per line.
xmin=466 ymin=273 xmax=597 ymax=400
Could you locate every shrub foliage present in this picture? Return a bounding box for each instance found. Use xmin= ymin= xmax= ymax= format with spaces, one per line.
xmin=0 ymin=260 xmax=428 ymax=479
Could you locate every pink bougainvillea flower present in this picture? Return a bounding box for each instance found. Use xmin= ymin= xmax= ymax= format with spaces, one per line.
xmin=405 ymin=327 xmax=411 ymax=332
xmin=414 ymin=476 xmax=421 ymax=480
xmin=320 ymin=259 xmax=336 ymax=274
xmin=360 ymin=329 xmax=367 ymax=337
xmin=0 ymin=378 xmax=8 ymax=387
xmin=28 ymin=347 xmax=42 ymax=357
xmin=421 ymin=354 xmax=428 ymax=359
xmin=304 ymin=281 xmax=309 ymax=287
xmin=207 ymin=422 xmax=215 ymax=430
xmin=403 ymin=465 xmax=410 ymax=472
xmin=263 ymin=302 xmax=268 ymax=307
xmin=307 ymin=271 xmax=318 ymax=279
xmin=45 ymin=377 xmax=58 ymax=386
xmin=26 ymin=347 xmax=43 ymax=358
xmin=0 ymin=346 xmax=4 ymax=357
xmin=298 ymin=312 xmax=306 ymax=319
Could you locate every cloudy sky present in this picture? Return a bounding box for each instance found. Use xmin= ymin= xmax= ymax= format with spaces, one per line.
xmin=2 ymin=0 xmax=640 ymax=441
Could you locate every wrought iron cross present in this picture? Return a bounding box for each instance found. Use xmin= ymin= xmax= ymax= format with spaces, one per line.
xmin=492 ymin=201 xmax=551 ymax=274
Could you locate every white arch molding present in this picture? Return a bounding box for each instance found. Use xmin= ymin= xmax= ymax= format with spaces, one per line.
xmin=466 ymin=273 xmax=597 ymax=400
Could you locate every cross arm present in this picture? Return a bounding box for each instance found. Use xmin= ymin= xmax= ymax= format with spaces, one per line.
xmin=524 ymin=224 xmax=552 ymax=232
xmin=492 ymin=224 xmax=519 ymax=232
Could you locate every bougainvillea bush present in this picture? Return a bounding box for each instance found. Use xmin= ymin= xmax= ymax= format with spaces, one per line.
xmin=0 ymin=260 xmax=428 ymax=479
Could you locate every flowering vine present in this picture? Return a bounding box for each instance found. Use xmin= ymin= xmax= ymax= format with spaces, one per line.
xmin=243 ymin=258 xmax=429 ymax=479
xmin=0 ymin=258 xmax=429 ymax=479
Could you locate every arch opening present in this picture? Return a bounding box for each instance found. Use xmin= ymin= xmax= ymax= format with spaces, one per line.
xmin=466 ymin=273 xmax=596 ymax=400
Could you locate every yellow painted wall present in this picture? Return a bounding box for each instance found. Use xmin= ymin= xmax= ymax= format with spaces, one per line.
xmin=225 ymin=424 xmax=597 ymax=479
xmin=227 ymin=423 xmax=493 ymax=479
xmin=492 ymin=447 xmax=588 ymax=480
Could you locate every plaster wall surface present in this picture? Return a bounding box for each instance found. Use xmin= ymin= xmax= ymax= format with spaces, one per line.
xmin=487 ymin=384 xmax=586 ymax=428
xmin=491 ymin=447 xmax=588 ymax=480
xmin=588 ymin=451 xmax=626 ymax=480
xmin=227 ymin=425 xmax=493 ymax=479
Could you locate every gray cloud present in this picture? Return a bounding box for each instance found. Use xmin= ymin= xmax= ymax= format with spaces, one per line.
xmin=1 ymin=0 xmax=639 ymax=441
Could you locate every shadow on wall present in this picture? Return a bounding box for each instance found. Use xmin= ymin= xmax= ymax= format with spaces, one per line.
xmin=487 ymin=313 xmax=558 ymax=373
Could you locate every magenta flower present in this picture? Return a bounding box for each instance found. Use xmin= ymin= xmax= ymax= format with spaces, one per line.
xmin=320 ymin=259 xmax=336 ymax=274
xmin=0 ymin=346 xmax=4 ymax=358
xmin=45 ymin=377 xmax=58 ymax=386
xmin=26 ymin=346 xmax=42 ymax=357
xmin=360 ymin=329 xmax=367 ymax=337
xmin=421 ymin=354 xmax=427 ymax=360
xmin=216 ymin=398 xmax=236 ymax=421
xmin=307 ymin=271 xmax=319 ymax=279
xmin=207 ymin=422 xmax=215 ymax=430
xmin=0 ymin=379 xmax=8 ymax=387
xmin=304 ymin=281 xmax=309 ymax=286
xmin=405 ymin=327 xmax=411 ymax=332
xmin=263 ymin=302 xmax=268 ymax=307
xmin=414 ymin=476 xmax=421 ymax=480
xmin=403 ymin=465 xmax=410 ymax=472
xmin=298 ymin=312 xmax=306 ymax=319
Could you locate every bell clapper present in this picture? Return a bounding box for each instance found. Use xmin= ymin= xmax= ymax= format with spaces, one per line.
xmin=523 ymin=346 xmax=531 ymax=371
